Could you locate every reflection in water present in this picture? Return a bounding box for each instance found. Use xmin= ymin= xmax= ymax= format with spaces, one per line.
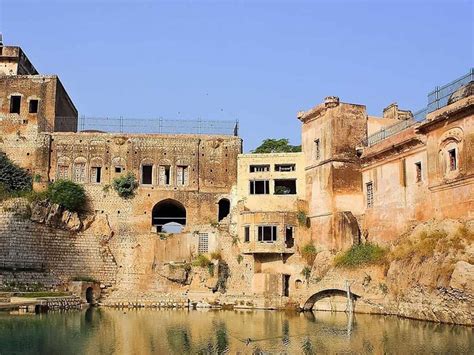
xmin=0 ymin=308 xmax=472 ymax=354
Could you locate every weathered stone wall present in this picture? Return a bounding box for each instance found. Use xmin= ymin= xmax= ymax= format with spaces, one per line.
xmin=0 ymin=199 xmax=117 ymax=288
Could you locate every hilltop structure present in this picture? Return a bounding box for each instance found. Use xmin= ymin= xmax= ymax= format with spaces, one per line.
xmin=0 ymin=42 xmax=472 ymax=324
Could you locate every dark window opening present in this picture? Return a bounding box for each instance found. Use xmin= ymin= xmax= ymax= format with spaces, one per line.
xmin=218 ymin=198 xmax=230 ymax=221
xmin=29 ymin=99 xmax=39 ymax=113
xmin=250 ymin=180 xmax=270 ymax=195
xmin=285 ymin=226 xmax=294 ymax=248
xmin=10 ymin=95 xmax=21 ymax=114
xmin=152 ymin=199 xmax=186 ymax=233
xmin=315 ymin=139 xmax=320 ymax=160
xmin=244 ymin=226 xmax=250 ymax=242
xmin=366 ymin=182 xmax=374 ymax=208
xmin=86 ymin=287 xmax=94 ymax=304
xmin=283 ymin=275 xmax=290 ymax=297
xmin=275 ymin=164 xmax=295 ymax=172
xmin=142 ymin=165 xmax=153 ymax=184
xmin=257 ymin=225 xmax=277 ymax=243
xmin=274 ymin=179 xmax=296 ymax=195
xmin=415 ymin=162 xmax=422 ymax=182
xmin=448 ymin=149 xmax=457 ymax=171
xmin=164 ymin=166 xmax=170 ymax=185
xmin=91 ymin=167 xmax=102 ymax=183
xmin=115 ymin=166 xmax=123 ymax=173
xmin=249 ymin=165 xmax=270 ymax=172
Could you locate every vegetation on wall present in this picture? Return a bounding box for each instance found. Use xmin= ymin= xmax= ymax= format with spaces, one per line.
xmin=251 ymin=139 xmax=301 ymax=153
xmin=334 ymin=243 xmax=387 ymax=268
xmin=112 ymin=173 xmax=138 ymax=199
xmin=0 ymin=152 xmax=32 ymax=193
xmin=301 ymin=266 xmax=312 ymax=280
xmin=297 ymin=210 xmax=310 ymax=228
xmin=48 ymin=180 xmax=86 ymax=212
xmin=301 ymin=243 xmax=318 ymax=265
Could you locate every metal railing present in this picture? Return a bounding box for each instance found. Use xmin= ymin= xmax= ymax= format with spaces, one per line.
xmin=364 ymin=68 xmax=473 ymax=146
xmin=427 ymin=68 xmax=473 ymax=113
xmin=52 ymin=116 xmax=239 ymax=136
xmin=70 ymin=117 xmax=240 ymax=136
xmin=364 ymin=118 xmax=417 ymax=146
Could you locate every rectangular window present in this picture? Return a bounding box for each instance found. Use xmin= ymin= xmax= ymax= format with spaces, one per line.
xmin=285 ymin=226 xmax=294 ymax=248
xmin=73 ymin=163 xmax=86 ymax=183
xmin=115 ymin=166 xmax=123 ymax=174
xmin=448 ymin=149 xmax=457 ymax=171
xmin=198 ymin=233 xmax=209 ymax=254
xmin=244 ymin=226 xmax=250 ymax=243
xmin=275 ymin=164 xmax=295 ymax=172
xmin=415 ymin=162 xmax=422 ymax=182
xmin=366 ymin=182 xmax=374 ymax=208
xmin=257 ymin=225 xmax=277 ymax=243
xmin=57 ymin=165 xmax=69 ymax=180
xmin=142 ymin=165 xmax=153 ymax=185
xmin=10 ymin=95 xmax=21 ymax=114
xmin=176 ymin=165 xmax=189 ymax=186
xmin=91 ymin=167 xmax=102 ymax=183
xmin=274 ymin=179 xmax=297 ymax=195
xmin=314 ymin=139 xmax=320 ymax=160
xmin=159 ymin=165 xmax=171 ymax=185
xmin=28 ymin=99 xmax=39 ymax=114
xmin=249 ymin=165 xmax=270 ymax=173
xmin=249 ymin=180 xmax=270 ymax=195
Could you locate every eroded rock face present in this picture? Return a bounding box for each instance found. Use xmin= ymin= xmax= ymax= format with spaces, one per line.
xmin=30 ymin=200 xmax=84 ymax=232
xmin=159 ymin=264 xmax=192 ymax=285
xmin=450 ymin=261 xmax=474 ymax=293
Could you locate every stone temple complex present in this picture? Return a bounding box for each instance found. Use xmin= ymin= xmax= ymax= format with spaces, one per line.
xmin=0 ymin=41 xmax=472 ymax=324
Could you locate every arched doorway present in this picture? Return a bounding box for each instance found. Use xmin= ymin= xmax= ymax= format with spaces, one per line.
xmin=152 ymin=199 xmax=186 ymax=233
xmin=218 ymin=198 xmax=230 ymax=221
xmin=86 ymin=287 xmax=94 ymax=304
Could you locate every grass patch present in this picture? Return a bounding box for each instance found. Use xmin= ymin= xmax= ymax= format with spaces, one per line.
xmin=72 ymin=276 xmax=97 ymax=283
xmin=334 ymin=243 xmax=387 ymax=268
xmin=192 ymin=254 xmax=212 ymax=268
xmin=16 ymin=291 xmax=70 ymax=298
xmin=301 ymin=266 xmax=311 ymax=280
xmin=301 ymin=243 xmax=318 ymax=265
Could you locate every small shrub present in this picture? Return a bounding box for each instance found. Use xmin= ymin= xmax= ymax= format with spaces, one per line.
xmin=112 ymin=173 xmax=138 ymax=199
xmin=33 ymin=174 xmax=42 ymax=183
xmin=236 ymin=254 xmax=243 ymax=264
xmin=301 ymin=266 xmax=311 ymax=280
xmin=379 ymin=282 xmax=388 ymax=294
xmin=334 ymin=243 xmax=387 ymax=268
xmin=192 ymin=254 xmax=212 ymax=268
xmin=231 ymin=235 xmax=239 ymax=246
xmin=297 ymin=210 xmax=309 ymax=227
xmin=301 ymin=243 xmax=318 ymax=265
xmin=48 ymin=180 xmax=86 ymax=212
xmin=207 ymin=263 xmax=215 ymax=276
xmin=210 ymin=252 xmax=222 ymax=260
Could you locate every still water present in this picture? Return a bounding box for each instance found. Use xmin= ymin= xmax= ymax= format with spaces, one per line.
xmin=0 ymin=308 xmax=472 ymax=354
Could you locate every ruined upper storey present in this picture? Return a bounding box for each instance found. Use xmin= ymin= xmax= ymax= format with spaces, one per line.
xmin=0 ymin=43 xmax=78 ymax=132
xmin=0 ymin=45 xmax=38 ymax=75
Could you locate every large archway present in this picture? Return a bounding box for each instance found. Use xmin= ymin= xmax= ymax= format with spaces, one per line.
xmin=152 ymin=199 xmax=186 ymax=233
xmin=302 ymin=289 xmax=360 ymax=311
xmin=218 ymin=198 xmax=230 ymax=221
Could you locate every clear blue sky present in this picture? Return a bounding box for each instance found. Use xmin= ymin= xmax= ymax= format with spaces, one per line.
xmin=1 ymin=0 xmax=472 ymax=151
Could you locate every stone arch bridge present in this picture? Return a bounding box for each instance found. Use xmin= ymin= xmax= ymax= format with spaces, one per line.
xmin=297 ymin=279 xmax=362 ymax=311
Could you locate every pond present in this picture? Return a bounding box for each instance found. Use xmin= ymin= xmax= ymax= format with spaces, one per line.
xmin=0 ymin=308 xmax=472 ymax=354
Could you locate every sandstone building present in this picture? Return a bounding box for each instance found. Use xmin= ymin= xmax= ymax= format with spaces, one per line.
xmin=0 ymin=41 xmax=472 ymax=323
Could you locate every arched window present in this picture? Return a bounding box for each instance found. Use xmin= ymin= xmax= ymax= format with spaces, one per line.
xmin=218 ymin=198 xmax=230 ymax=221
xmin=73 ymin=157 xmax=87 ymax=183
xmin=57 ymin=156 xmax=71 ymax=180
xmin=152 ymin=199 xmax=186 ymax=233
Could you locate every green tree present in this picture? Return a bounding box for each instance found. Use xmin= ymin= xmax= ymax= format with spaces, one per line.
xmin=252 ymin=139 xmax=301 ymax=153
xmin=48 ymin=180 xmax=86 ymax=212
